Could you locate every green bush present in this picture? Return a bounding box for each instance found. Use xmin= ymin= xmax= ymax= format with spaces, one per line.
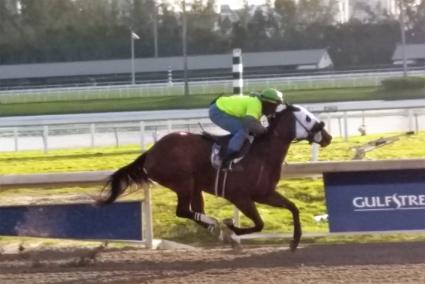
xmin=381 ymin=76 xmax=425 ymax=91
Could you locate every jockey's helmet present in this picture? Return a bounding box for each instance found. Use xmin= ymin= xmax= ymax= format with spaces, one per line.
xmin=259 ymin=88 xmax=284 ymax=104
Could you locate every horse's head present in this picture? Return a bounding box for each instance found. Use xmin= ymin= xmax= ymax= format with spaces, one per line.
xmin=269 ymin=104 xmax=332 ymax=147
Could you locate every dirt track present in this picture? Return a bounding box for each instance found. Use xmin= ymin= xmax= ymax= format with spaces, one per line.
xmin=0 ymin=242 xmax=424 ymax=284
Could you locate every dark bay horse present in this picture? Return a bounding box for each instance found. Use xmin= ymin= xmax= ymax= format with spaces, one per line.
xmin=99 ymin=104 xmax=332 ymax=251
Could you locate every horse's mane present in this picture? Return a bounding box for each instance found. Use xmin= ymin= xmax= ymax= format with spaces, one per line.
xmin=262 ymin=104 xmax=296 ymax=140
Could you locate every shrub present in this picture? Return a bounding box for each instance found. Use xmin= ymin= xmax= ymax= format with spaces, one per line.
xmin=381 ymin=77 xmax=425 ymax=91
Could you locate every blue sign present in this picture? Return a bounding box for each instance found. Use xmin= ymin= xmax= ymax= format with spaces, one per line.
xmin=324 ymin=169 xmax=425 ymax=232
xmin=0 ymin=201 xmax=142 ymax=240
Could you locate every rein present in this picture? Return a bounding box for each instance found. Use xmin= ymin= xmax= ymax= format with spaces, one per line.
xmin=293 ymin=114 xmax=315 ymax=143
xmin=267 ymin=107 xmax=320 ymax=144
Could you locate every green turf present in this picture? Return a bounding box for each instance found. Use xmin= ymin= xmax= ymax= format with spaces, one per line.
xmin=1 ymin=86 xmax=424 ymax=116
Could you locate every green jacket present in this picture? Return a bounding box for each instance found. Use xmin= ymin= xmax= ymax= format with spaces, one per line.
xmin=216 ymin=95 xmax=262 ymax=120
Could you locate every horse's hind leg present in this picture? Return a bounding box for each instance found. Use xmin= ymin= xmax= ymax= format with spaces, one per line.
xmin=191 ymin=190 xmax=208 ymax=227
xmin=226 ymin=198 xmax=264 ymax=235
xmin=174 ymin=181 xmax=219 ymax=233
xmin=256 ymin=191 xmax=301 ymax=252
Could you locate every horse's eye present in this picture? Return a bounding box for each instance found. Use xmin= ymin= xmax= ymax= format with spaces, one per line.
xmin=306 ymin=115 xmax=311 ymax=123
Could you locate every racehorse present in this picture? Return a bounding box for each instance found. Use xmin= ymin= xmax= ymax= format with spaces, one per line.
xmin=98 ymin=104 xmax=332 ymax=251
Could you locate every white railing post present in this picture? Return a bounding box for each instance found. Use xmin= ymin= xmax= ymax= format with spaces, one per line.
xmin=143 ymin=186 xmax=154 ymax=249
xmin=42 ymin=126 xmax=49 ymax=154
xmin=113 ymin=128 xmax=119 ymax=147
xmin=90 ymin=124 xmax=96 ymax=148
xmin=311 ymin=144 xmax=319 ymax=161
xmin=343 ymin=112 xmax=349 ymax=141
xmin=337 ymin=116 xmax=343 ymax=138
xmin=407 ymin=109 xmax=414 ymax=132
xmin=326 ymin=112 xmax=332 ymax=135
xmin=359 ymin=111 xmax=366 ymax=136
xmin=414 ymin=113 xmax=419 ymax=133
xmin=140 ymin=121 xmax=145 ymax=150
xmin=13 ymin=128 xmax=19 ymax=152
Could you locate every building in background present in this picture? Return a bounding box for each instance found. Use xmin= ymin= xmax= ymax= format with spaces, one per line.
xmin=0 ymin=49 xmax=333 ymax=89
xmin=392 ymin=43 xmax=425 ymax=66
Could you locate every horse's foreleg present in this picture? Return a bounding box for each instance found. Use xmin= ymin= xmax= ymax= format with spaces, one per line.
xmin=227 ymin=198 xmax=264 ymax=235
xmin=175 ymin=190 xmax=218 ymax=234
xmin=256 ymin=191 xmax=301 ymax=251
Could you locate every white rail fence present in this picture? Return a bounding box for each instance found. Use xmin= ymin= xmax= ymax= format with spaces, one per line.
xmin=0 ymin=107 xmax=424 ymax=153
xmin=1 ymin=69 xmax=425 ymax=103
xmin=1 ymin=159 xmax=424 ymax=245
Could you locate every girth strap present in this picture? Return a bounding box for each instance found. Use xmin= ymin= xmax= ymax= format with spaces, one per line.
xmin=214 ymin=169 xmax=229 ymax=198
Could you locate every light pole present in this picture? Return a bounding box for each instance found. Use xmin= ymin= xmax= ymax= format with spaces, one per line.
xmin=131 ymin=31 xmax=140 ymax=85
xmin=153 ymin=3 xmax=159 ymax=57
xmin=182 ymin=0 xmax=189 ymax=96
xmin=399 ymin=0 xmax=408 ymax=77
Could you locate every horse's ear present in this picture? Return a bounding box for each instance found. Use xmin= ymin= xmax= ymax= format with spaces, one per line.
xmin=276 ymin=104 xmax=287 ymax=112
xmin=286 ymin=104 xmax=300 ymax=112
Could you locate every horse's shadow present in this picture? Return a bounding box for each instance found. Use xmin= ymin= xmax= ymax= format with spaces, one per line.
xmin=148 ymin=242 xmax=425 ymax=271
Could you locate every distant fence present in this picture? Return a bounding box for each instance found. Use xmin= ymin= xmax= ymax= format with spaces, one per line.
xmin=1 ymin=159 xmax=424 ymax=244
xmin=0 ymin=106 xmax=424 ymax=153
xmin=1 ymin=69 xmax=425 ymax=104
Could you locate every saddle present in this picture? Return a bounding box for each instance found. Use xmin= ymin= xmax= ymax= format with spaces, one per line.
xmin=202 ymin=131 xmax=253 ymax=170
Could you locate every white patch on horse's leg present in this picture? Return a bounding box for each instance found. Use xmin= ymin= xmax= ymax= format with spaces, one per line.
xmin=194 ymin=212 xmax=216 ymax=225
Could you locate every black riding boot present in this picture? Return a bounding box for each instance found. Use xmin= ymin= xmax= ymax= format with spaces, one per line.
xmin=220 ymin=151 xmax=242 ymax=171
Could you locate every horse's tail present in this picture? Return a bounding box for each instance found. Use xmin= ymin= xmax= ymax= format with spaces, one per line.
xmin=97 ymin=152 xmax=150 ymax=205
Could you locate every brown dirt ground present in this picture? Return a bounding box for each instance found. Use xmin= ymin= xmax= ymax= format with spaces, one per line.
xmin=0 ymin=242 xmax=424 ymax=284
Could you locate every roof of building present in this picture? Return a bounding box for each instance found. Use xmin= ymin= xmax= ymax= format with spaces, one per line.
xmin=0 ymin=49 xmax=331 ymax=80
xmin=392 ymin=43 xmax=425 ymax=60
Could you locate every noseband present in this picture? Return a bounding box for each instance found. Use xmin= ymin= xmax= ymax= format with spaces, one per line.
xmin=265 ymin=106 xmax=323 ymax=143
xmin=293 ymin=114 xmax=324 ymax=144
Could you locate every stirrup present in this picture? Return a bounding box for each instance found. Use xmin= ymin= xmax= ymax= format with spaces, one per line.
xmin=220 ymin=160 xmax=243 ymax=172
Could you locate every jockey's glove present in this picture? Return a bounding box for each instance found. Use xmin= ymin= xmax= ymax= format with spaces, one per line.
xmin=242 ymin=116 xmax=267 ymax=136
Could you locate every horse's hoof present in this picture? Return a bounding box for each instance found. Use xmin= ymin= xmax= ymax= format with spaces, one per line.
xmin=223 ymin=218 xmax=234 ymax=227
xmin=289 ymin=240 xmax=299 ymax=252
xmin=219 ymin=223 xmax=242 ymax=250
xmin=218 ymin=223 xmax=232 ymax=242
xmin=207 ymin=220 xmax=221 ymax=238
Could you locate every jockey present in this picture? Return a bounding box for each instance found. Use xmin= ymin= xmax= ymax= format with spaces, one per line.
xmin=209 ymin=88 xmax=284 ymax=168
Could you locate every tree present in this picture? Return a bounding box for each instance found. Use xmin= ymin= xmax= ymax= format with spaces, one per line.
xmin=404 ymin=0 xmax=425 ymax=42
xmin=295 ymin=0 xmax=339 ymax=27
xmin=246 ymin=7 xmax=270 ymax=51
xmin=157 ymin=3 xmax=181 ymax=56
xmin=230 ymin=3 xmax=250 ymax=49
xmin=187 ymin=0 xmax=223 ymax=54
xmin=326 ymin=20 xmax=400 ymax=67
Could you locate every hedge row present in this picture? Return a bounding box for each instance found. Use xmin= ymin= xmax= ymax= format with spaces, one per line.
xmin=381 ymin=77 xmax=425 ymax=90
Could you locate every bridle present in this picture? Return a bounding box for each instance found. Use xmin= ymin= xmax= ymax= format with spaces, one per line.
xmin=266 ymin=104 xmax=324 ymax=144
xmin=293 ymin=114 xmax=324 ymax=144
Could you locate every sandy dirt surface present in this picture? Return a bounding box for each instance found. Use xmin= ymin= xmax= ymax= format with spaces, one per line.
xmin=0 ymin=241 xmax=424 ymax=284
